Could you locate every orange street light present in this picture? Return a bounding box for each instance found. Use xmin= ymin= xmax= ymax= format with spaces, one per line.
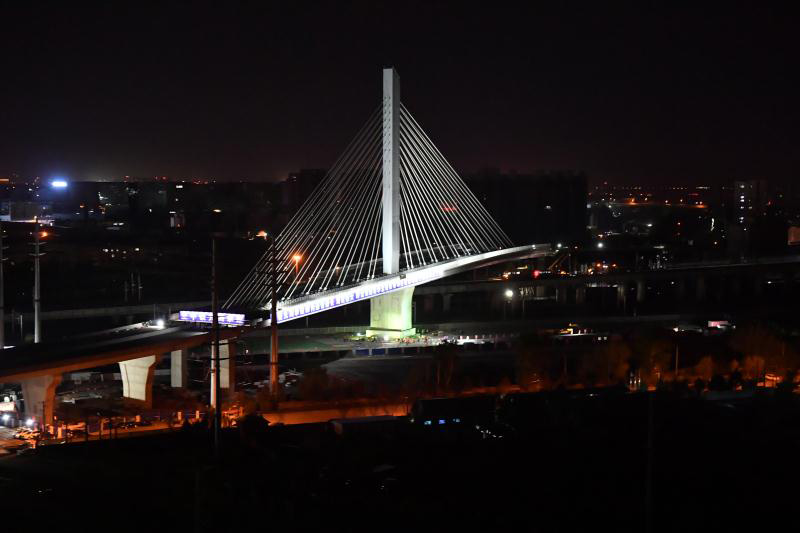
xmin=256 ymin=230 xmax=268 ymax=239
xmin=293 ymin=254 xmax=302 ymax=275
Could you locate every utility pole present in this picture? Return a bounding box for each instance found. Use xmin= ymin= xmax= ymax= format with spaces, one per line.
xmin=269 ymin=238 xmax=280 ymax=399
xmin=0 ymin=222 xmax=6 ymax=350
xmin=256 ymin=232 xmax=282 ymax=400
xmin=674 ymin=343 xmax=680 ymax=379
xmin=645 ymin=390 xmax=654 ymax=533
xmin=211 ymin=237 xmax=221 ymax=454
xmin=31 ymin=223 xmax=44 ymax=344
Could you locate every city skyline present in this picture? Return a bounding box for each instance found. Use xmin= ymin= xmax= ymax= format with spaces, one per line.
xmin=1 ymin=3 xmax=796 ymax=185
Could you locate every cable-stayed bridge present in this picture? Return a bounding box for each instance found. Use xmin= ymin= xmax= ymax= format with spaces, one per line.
xmin=225 ymin=68 xmax=551 ymax=336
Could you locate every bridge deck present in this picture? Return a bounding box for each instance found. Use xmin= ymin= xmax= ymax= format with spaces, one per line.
xmin=270 ymin=244 xmax=552 ymax=324
xmin=0 ymin=323 xmax=243 ymax=382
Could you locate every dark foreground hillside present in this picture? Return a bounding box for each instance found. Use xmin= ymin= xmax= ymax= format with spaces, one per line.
xmin=1 ymin=390 xmax=797 ymax=533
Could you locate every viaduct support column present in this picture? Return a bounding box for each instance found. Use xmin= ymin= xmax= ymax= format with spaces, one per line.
xmin=219 ymin=339 xmax=236 ymax=390
xmin=715 ymin=276 xmax=726 ymax=302
xmin=536 ymin=285 xmax=547 ymax=298
xmin=119 ymin=355 xmax=159 ymax=407
xmin=729 ymin=276 xmax=742 ymax=300
xmin=368 ymin=287 xmax=416 ymax=339
xmin=575 ymin=285 xmax=586 ymax=305
xmin=696 ymin=276 xmax=707 ymax=301
xmin=616 ymin=283 xmax=627 ymax=310
xmin=636 ymin=279 xmax=646 ymax=304
xmin=490 ymin=292 xmax=505 ymax=313
xmin=442 ymin=294 xmax=453 ymax=313
xmin=170 ymin=349 xmax=188 ymax=388
xmin=675 ymin=278 xmax=686 ymax=301
xmin=21 ymin=374 xmax=62 ymax=426
xmin=556 ymin=285 xmax=567 ymax=304
xmin=752 ymin=275 xmax=764 ymax=299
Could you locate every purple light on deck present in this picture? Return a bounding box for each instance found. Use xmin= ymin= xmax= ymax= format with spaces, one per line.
xmin=177 ymin=310 xmax=245 ymax=326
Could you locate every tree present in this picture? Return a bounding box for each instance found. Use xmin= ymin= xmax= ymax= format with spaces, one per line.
xmin=694 ymin=356 xmax=714 ymax=381
xmin=594 ymin=339 xmax=632 ymax=386
xmin=630 ymin=333 xmax=672 ymax=385
xmin=740 ymin=355 xmax=765 ymax=382
xmin=515 ymin=332 xmax=557 ymax=390
xmin=404 ymin=358 xmax=433 ymax=399
xmin=729 ymin=369 xmax=744 ymax=390
xmin=432 ymin=341 xmax=459 ymax=391
xmin=729 ymin=323 xmax=796 ymax=379
xmin=298 ymin=367 xmax=330 ymax=401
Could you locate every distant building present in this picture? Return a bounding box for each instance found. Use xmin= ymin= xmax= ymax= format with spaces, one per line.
xmin=730 ymin=179 xmax=769 ymax=228
xmin=280 ymin=169 xmax=326 ymax=220
xmin=465 ymin=170 xmax=588 ymax=246
xmin=97 ymin=182 xmax=131 ymax=218
xmin=727 ymin=179 xmax=790 ymax=256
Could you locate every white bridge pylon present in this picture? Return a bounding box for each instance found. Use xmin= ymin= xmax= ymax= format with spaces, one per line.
xmin=225 ymin=68 xmax=537 ymax=335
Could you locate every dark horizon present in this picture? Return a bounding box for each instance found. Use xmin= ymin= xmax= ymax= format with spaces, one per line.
xmin=1 ymin=3 xmax=796 ymax=186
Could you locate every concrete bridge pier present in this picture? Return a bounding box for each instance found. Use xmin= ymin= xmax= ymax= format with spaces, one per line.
xmin=616 ymin=283 xmax=627 ymax=309
xmin=170 ymin=349 xmax=188 ymax=388
xmin=219 ymin=340 xmax=236 ymax=390
xmin=556 ymin=286 xmax=567 ymax=304
xmin=21 ymin=374 xmax=62 ymax=426
xmin=636 ymin=279 xmax=646 ymax=304
xmin=442 ymin=294 xmax=453 ymax=313
xmin=489 ymin=292 xmax=505 ymax=313
xmin=752 ymin=276 xmax=764 ymax=298
xmin=367 ymin=287 xmax=416 ymax=339
xmin=119 ymin=355 xmax=160 ymax=407
xmin=536 ymin=285 xmax=547 ymax=298
xmin=422 ymin=294 xmax=434 ymax=313
xmin=715 ymin=277 xmax=726 ymax=302
xmin=575 ymin=285 xmax=586 ymax=305
xmin=729 ymin=276 xmax=742 ymax=300
xmin=696 ymin=276 xmax=707 ymax=301
xmin=675 ymin=278 xmax=686 ymax=301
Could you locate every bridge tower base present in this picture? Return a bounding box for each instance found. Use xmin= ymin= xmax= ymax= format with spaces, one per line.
xmin=367 ymin=287 xmax=416 ymax=339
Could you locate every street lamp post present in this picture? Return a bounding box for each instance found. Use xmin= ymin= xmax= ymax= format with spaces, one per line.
xmin=0 ymin=222 xmax=5 ymax=350
xmin=30 ymin=223 xmax=47 ymax=344
xmin=210 ymin=237 xmax=221 ymax=455
xmin=270 ymin=241 xmax=280 ymax=399
xmin=293 ymin=254 xmax=301 ymax=277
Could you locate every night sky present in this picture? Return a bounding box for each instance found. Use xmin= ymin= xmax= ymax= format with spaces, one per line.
xmin=1 ymin=2 xmax=796 ymax=185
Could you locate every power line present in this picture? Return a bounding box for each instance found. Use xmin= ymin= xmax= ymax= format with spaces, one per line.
xmin=224 ymin=94 xmax=511 ymax=312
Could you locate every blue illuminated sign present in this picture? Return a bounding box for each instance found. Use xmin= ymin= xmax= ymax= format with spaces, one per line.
xmin=177 ymin=310 xmax=245 ymax=326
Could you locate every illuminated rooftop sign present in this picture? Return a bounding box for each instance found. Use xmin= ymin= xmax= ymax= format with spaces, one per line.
xmin=177 ymin=311 xmax=245 ymax=326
